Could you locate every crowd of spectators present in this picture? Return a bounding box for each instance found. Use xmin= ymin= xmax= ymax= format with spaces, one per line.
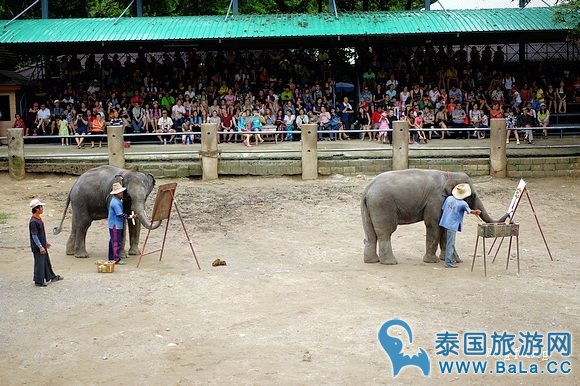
xmin=16 ymin=45 xmax=579 ymax=147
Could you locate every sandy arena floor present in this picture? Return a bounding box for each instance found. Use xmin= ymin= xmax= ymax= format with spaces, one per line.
xmin=0 ymin=172 xmax=578 ymax=385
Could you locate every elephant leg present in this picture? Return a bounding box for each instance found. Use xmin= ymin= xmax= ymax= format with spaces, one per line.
xmin=73 ymin=215 xmax=91 ymax=258
xmin=377 ymin=234 xmax=397 ymax=265
xmin=423 ymin=217 xmax=441 ymax=263
xmin=127 ymin=222 xmax=141 ymax=255
xmin=66 ymin=230 xmax=75 ymax=255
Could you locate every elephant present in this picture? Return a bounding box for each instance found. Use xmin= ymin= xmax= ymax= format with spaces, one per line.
xmin=53 ymin=165 xmax=162 ymax=258
xmin=361 ymin=169 xmax=505 ymax=265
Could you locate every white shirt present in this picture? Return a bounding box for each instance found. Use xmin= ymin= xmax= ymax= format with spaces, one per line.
xmin=157 ymin=116 xmax=174 ymax=130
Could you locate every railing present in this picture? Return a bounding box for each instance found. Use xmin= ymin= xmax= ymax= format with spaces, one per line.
xmin=3 ymin=122 xmax=580 ymax=180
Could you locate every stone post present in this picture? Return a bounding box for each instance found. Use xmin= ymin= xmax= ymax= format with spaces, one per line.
xmin=107 ymin=125 xmax=125 ymax=169
xmin=8 ymin=128 xmax=25 ymax=180
xmin=489 ymin=118 xmax=507 ymax=178
xmin=301 ymin=124 xmax=318 ymax=180
xmin=392 ymin=120 xmax=409 ymax=171
xmin=201 ymin=123 xmax=218 ymax=180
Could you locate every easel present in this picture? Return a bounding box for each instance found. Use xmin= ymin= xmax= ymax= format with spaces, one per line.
xmin=471 ymin=180 xmax=553 ymax=276
xmin=137 ymin=183 xmax=201 ymax=269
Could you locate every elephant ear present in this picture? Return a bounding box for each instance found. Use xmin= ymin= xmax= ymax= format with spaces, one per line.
xmin=443 ymin=179 xmax=457 ymax=197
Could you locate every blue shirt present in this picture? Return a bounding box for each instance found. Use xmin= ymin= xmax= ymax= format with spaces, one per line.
xmin=439 ymin=196 xmax=472 ymax=232
xmin=108 ymin=196 xmax=126 ymax=229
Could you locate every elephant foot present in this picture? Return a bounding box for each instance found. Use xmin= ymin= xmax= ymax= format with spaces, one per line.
xmin=379 ymin=257 xmax=398 ymax=265
xmin=75 ymin=254 xmax=89 ymax=259
xmin=423 ymin=255 xmax=440 ymax=263
xmin=454 ymin=256 xmax=463 ymax=263
xmin=128 ymin=248 xmax=140 ymax=256
xmin=120 ymin=250 xmax=128 ymax=258
xmin=66 ymin=250 xmax=75 ymax=256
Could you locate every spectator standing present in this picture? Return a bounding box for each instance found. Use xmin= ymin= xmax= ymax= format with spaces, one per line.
xmin=506 ymin=108 xmax=520 ymax=145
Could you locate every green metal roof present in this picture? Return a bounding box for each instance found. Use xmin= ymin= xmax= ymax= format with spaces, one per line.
xmin=0 ymin=8 xmax=567 ymax=44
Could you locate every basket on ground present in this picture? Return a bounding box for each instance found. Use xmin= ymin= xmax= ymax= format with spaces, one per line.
xmin=95 ymin=260 xmax=115 ymax=273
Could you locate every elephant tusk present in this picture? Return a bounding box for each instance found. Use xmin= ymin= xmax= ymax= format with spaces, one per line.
xmin=131 ymin=211 xmax=136 ymax=226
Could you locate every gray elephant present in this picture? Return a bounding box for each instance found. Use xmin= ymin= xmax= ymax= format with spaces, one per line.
xmin=361 ymin=169 xmax=504 ymax=265
xmin=53 ymin=165 xmax=161 ymax=258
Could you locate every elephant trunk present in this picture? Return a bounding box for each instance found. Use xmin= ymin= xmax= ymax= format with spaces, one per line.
xmin=473 ymin=196 xmax=508 ymax=223
xmin=134 ymin=206 xmax=162 ymax=230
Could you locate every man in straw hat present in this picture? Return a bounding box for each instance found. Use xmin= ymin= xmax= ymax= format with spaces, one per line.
xmin=439 ymin=183 xmax=481 ymax=268
xmin=29 ymin=198 xmax=63 ymax=286
xmin=108 ymin=182 xmax=137 ymax=265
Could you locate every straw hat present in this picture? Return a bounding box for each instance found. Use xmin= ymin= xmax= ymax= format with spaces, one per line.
xmin=452 ymin=183 xmax=472 ymax=200
xmin=109 ymin=182 xmax=126 ymax=195
xmin=29 ymin=198 xmax=46 ymax=208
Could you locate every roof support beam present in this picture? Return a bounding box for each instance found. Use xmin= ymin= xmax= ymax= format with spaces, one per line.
xmin=41 ymin=0 xmax=48 ymax=19
xmin=3 ymin=0 xmax=40 ymax=28
xmin=137 ymin=0 xmax=143 ymax=17
xmin=329 ymin=0 xmax=338 ymax=18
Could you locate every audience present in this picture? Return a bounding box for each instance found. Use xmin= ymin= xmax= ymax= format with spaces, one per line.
xmin=19 ymin=45 xmax=577 ymax=146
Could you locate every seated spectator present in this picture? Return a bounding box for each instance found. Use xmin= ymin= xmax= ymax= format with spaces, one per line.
xmin=317 ymin=106 xmax=331 ymax=141
xmin=36 ymin=103 xmax=51 ymax=136
xmin=506 ymin=108 xmax=520 ymax=145
xmin=469 ymin=103 xmax=484 ymax=139
xmin=537 ymin=103 xmax=550 ymax=139
xmin=157 ymin=110 xmax=175 ymax=144
xmin=13 ymin=113 xmax=26 ymax=133
xmin=250 ymin=109 xmax=265 ymax=146
xmin=74 ymin=111 xmax=88 ymax=149
xmin=356 ymin=106 xmax=372 ymax=141
xmin=283 ymin=109 xmax=295 ymax=141
xmin=90 ymin=112 xmax=106 ymax=148
xmin=556 ymin=80 xmax=567 ymax=113
xmin=451 ymin=103 xmax=467 ymax=138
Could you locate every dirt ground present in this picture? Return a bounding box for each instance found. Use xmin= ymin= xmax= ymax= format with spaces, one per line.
xmin=0 ymin=172 xmax=578 ymax=385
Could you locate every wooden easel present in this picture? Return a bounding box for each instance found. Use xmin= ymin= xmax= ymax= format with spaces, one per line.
xmin=137 ymin=183 xmax=201 ymax=269
xmin=487 ymin=187 xmax=553 ymax=263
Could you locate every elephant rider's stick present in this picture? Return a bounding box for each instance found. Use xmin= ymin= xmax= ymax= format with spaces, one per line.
xmin=131 ymin=211 xmax=136 ymax=226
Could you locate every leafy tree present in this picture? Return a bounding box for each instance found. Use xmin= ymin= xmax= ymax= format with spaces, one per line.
xmin=552 ymin=0 xmax=580 ymax=41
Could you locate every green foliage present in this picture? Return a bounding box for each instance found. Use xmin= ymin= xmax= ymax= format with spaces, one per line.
xmin=552 ymin=0 xmax=580 ymax=40
xmin=87 ymin=0 xmax=125 ymax=18
xmin=0 ymin=212 xmax=8 ymax=225
xmin=0 ymin=0 xmax=424 ymax=19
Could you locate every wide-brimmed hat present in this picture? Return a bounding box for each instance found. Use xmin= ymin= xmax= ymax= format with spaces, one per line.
xmin=54 ymin=99 xmax=60 ymax=104
xmin=109 ymin=182 xmax=126 ymax=195
xmin=452 ymin=183 xmax=472 ymax=200
xmin=29 ymin=198 xmax=46 ymax=208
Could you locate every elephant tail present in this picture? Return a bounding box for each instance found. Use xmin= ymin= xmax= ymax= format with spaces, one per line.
xmin=361 ymin=195 xmax=377 ymax=245
xmin=53 ymin=191 xmax=71 ymax=235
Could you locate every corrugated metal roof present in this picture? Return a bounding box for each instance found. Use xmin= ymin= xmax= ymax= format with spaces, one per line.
xmin=0 ymin=8 xmax=567 ymax=44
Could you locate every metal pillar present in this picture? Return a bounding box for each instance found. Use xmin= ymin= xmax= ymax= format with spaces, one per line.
xmin=41 ymin=0 xmax=48 ymax=19
xmin=137 ymin=0 xmax=143 ymax=17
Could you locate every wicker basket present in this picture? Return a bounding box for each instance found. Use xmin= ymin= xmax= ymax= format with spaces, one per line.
xmin=95 ymin=260 xmax=116 ymax=273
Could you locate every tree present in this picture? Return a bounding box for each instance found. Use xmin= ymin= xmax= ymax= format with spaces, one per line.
xmin=552 ymin=0 xmax=580 ymax=41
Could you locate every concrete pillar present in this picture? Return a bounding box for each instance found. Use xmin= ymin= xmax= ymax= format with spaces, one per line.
xmin=107 ymin=125 xmax=125 ymax=169
xmin=201 ymin=123 xmax=218 ymax=180
xmin=490 ymin=118 xmax=507 ymax=178
xmin=392 ymin=120 xmax=409 ymax=171
xmin=8 ymin=128 xmax=25 ymax=180
xmin=301 ymin=124 xmax=318 ymax=180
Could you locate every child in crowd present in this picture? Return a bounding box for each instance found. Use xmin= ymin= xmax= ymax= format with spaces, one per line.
xmin=505 ymin=108 xmax=520 ymax=145
xmin=377 ymin=111 xmax=390 ymax=144
xmin=57 ymin=115 xmax=70 ymax=146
